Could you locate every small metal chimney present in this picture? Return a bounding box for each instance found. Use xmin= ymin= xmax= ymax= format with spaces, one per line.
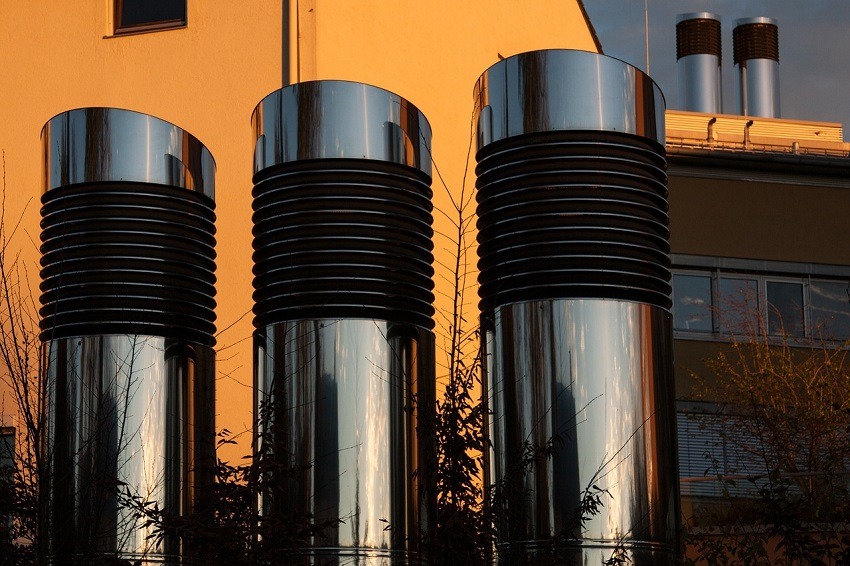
xmin=251 ymin=80 xmax=436 ymax=562
xmin=41 ymin=108 xmax=217 ymax=564
xmin=734 ymin=16 xmax=780 ymax=117
xmin=676 ymin=12 xmax=722 ymax=113
xmin=475 ymin=50 xmax=679 ymax=563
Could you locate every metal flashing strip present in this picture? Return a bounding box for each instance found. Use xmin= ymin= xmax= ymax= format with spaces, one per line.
xmin=671 ymin=254 xmax=850 ymax=279
xmin=666 ymin=149 xmax=850 ymax=189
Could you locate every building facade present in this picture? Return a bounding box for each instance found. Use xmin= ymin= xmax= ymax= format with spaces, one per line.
xmin=667 ymin=110 xmax=850 ymax=550
xmin=0 ymin=0 xmax=600 ymax=460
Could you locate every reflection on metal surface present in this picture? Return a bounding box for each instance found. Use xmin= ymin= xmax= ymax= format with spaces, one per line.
xmin=41 ymin=108 xmax=217 ymax=565
xmin=676 ymin=13 xmax=722 ymax=113
xmin=252 ymin=81 xmax=433 ymax=176
xmin=475 ymin=49 xmax=679 ymax=563
xmin=484 ymin=300 xmax=678 ymax=563
xmin=251 ymin=81 xmax=436 ymax=563
xmin=734 ymin=17 xmax=780 ymax=118
xmin=41 ymin=107 xmax=215 ymax=197
xmin=43 ymin=336 xmax=215 ymax=564
xmin=474 ymin=50 xmax=666 ymax=149
xmin=255 ymin=320 xmax=435 ymax=563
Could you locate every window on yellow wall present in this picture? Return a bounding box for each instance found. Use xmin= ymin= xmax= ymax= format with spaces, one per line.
xmin=114 ymin=0 xmax=186 ymax=35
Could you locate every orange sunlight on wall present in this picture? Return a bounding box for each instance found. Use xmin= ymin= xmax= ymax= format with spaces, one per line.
xmin=0 ymin=0 xmax=598 ymax=463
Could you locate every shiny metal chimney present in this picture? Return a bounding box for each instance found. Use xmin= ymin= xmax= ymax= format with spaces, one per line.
xmin=676 ymin=12 xmax=722 ymax=113
xmin=734 ymin=17 xmax=780 ymax=117
xmin=475 ymin=50 xmax=679 ymax=563
xmin=41 ymin=108 xmax=217 ymax=564
xmin=251 ymin=80 xmax=436 ymax=562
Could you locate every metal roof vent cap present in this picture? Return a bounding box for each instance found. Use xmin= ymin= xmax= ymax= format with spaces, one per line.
xmin=676 ymin=12 xmax=723 ymax=113
xmin=40 ymin=107 xmax=216 ymax=565
xmin=734 ymin=16 xmax=780 ymax=117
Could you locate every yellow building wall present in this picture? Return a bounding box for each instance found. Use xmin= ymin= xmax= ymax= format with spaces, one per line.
xmin=0 ymin=1 xmax=599 ymax=461
xmin=0 ymin=1 xmax=282 ymax=456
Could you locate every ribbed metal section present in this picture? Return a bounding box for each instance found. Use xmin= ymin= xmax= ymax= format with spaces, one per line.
xmin=476 ymin=130 xmax=671 ymax=312
xmin=676 ymin=17 xmax=721 ymax=59
xmin=252 ymin=159 xmax=435 ymax=330
xmin=40 ymin=182 xmax=217 ymax=346
xmin=734 ymin=21 xmax=779 ymax=64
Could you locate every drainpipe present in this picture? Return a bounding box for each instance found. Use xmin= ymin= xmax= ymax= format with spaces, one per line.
xmin=707 ymin=116 xmax=718 ymax=143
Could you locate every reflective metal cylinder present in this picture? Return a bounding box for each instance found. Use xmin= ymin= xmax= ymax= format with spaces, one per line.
xmin=734 ymin=17 xmax=780 ymax=117
xmin=475 ymin=50 xmax=679 ymax=563
xmin=676 ymin=12 xmax=722 ymax=113
xmin=40 ymin=108 xmax=217 ymax=564
xmin=251 ymin=81 xmax=436 ymax=564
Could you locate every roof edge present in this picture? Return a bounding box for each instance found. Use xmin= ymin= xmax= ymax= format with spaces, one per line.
xmin=576 ymin=0 xmax=604 ymax=54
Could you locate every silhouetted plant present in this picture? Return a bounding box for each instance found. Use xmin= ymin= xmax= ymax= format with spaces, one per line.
xmin=0 ymin=160 xmax=42 ymax=564
xmin=119 ymin=418 xmax=342 ymax=565
xmin=683 ymin=313 xmax=850 ymax=564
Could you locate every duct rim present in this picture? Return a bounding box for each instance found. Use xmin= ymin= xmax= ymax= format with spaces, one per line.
xmin=676 ymin=11 xmax=721 ymax=24
xmin=473 ymin=49 xmax=666 ymax=151
xmin=251 ymin=80 xmax=433 ymax=177
xmin=41 ymin=107 xmax=215 ymax=198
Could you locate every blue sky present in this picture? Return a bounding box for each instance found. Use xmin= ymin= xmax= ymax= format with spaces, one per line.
xmin=583 ymin=1 xmax=850 ymax=139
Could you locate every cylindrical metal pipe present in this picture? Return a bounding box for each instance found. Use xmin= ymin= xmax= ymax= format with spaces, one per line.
xmin=676 ymin=12 xmax=722 ymax=113
xmin=40 ymin=108 xmax=217 ymax=564
xmin=251 ymin=80 xmax=436 ymax=563
xmin=734 ymin=17 xmax=780 ymax=117
xmin=475 ymin=50 xmax=679 ymax=563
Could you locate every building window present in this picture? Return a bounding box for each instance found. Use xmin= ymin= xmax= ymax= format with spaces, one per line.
xmin=766 ymin=280 xmax=805 ymax=337
xmin=810 ymin=280 xmax=850 ymax=339
xmin=673 ymin=274 xmax=712 ymax=332
xmin=671 ymin=266 xmax=850 ymax=341
xmin=677 ymin=410 xmax=766 ymax=499
xmin=114 ymin=0 xmax=186 ymax=35
xmin=718 ymin=277 xmax=759 ymax=335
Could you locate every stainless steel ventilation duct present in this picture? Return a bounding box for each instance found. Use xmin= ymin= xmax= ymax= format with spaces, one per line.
xmin=676 ymin=12 xmax=722 ymax=113
xmin=734 ymin=17 xmax=780 ymax=117
xmin=40 ymin=108 xmax=217 ymax=564
xmin=475 ymin=50 xmax=679 ymax=563
xmin=251 ymin=80 xmax=435 ymax=563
